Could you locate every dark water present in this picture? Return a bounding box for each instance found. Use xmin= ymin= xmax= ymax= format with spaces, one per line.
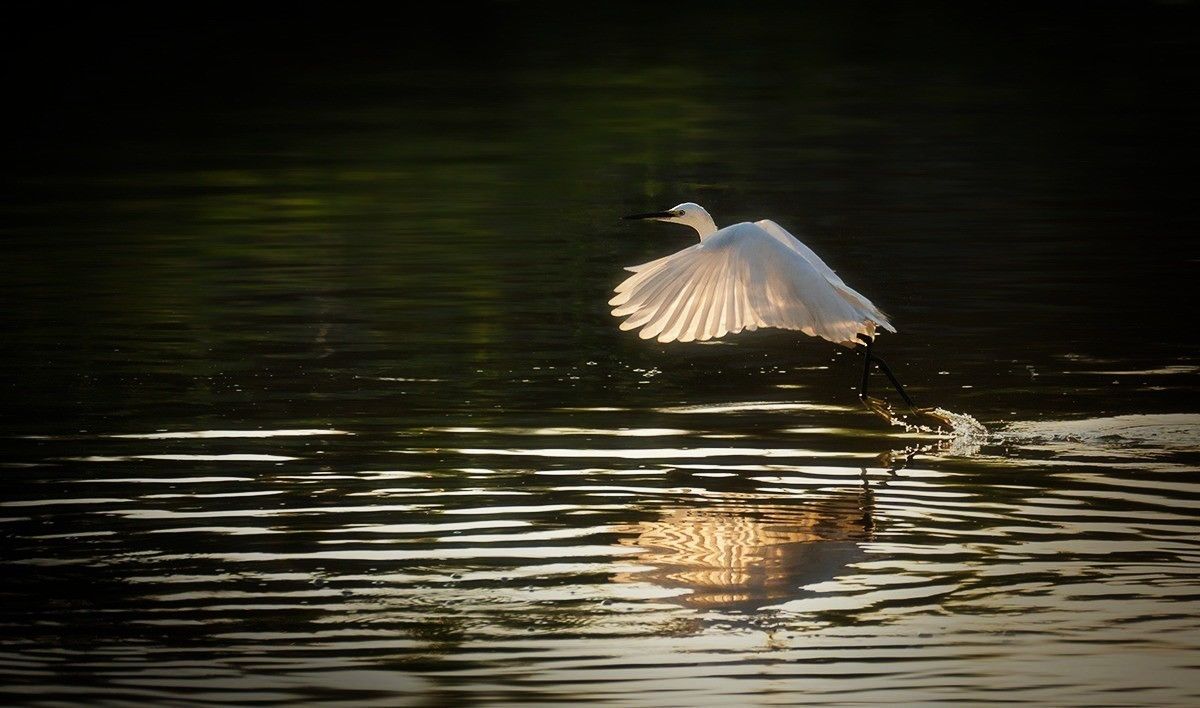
xmin=3 ymin=4 xmax=1199 ymax=705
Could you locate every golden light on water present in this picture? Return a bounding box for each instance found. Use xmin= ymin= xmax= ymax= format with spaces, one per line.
xmin=615 ymin=491 xmax=874 ymax=611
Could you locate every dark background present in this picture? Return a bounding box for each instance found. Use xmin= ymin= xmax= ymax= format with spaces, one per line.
xmin=4 ymin=1 xmax=1197 ymax=434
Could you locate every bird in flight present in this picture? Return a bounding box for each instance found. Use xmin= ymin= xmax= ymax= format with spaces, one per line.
xmin=612 ymin=202 xmax=935 ymax=420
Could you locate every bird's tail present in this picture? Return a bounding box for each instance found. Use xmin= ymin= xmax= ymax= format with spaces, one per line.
xmin=832 ymin=283 xmax=897 ymax=334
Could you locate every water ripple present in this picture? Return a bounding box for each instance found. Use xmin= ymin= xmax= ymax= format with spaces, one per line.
xmin=3 ymin=403 xmax=1199 ymax=705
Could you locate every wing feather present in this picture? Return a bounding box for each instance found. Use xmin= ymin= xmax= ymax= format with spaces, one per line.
xmin=682 ymin=253 xmax=728 ymax=342
xmin=612 ymin=255 xmax=690 ymax=317
xmin=638 ymin=253 xmax=714 ymax=341
xmin=703 ymin=260 xmax=730 ymax=340
xmin=609 ymin=249 xmax=691 ymax=307
xmin=718 ymin=262 xmax=736 ymax=337
xmin=755 ymin=219 xmax=896 ymax=333
xmin=736 ymin=261 xmax=759 ymax=331
xmin=724 ymin=269 xmax=739 ymax=335
xmin=612 ymin=221 xmax=891 ymax=345
xmin=662 ymin=256 xmax=722 ymax=343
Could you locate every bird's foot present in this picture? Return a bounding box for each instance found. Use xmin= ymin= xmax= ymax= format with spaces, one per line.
xmin=860 ymin=395 xmax=899 ymax=424
xmin=860 ymin=396 xmax=956 ymax=433
xmin=909 ymin=406 xmax=957 ymax=431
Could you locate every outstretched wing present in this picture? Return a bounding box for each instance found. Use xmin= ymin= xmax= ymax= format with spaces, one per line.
xmin=755 ymin=219 xmax=895 ymax=333
xmin=610 ymin=221 xmax=886 ymax=345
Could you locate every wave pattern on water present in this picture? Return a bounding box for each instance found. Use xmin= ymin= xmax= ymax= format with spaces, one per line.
xmin=2 ymin=399 xmax=1198 ymax=706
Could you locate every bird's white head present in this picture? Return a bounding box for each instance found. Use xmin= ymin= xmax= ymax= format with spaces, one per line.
xmin=624 ymin=202 xmax=718 ymax=241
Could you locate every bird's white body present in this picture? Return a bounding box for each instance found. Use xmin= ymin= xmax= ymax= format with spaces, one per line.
xmin=611 ymin=203 xmax=895 ymax=347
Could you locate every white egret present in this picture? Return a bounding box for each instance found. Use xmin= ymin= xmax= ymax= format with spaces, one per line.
xmin=612 ymin=202 xmax=922 ymax=412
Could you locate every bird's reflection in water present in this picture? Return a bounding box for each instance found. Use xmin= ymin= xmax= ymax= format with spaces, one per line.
xmin=615 ymin=446 xmax=939 ymax=613
xmin=617 ymin=489 xmax=872 ymax=612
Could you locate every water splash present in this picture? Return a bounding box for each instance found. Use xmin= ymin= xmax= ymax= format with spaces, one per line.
xmin=861 ymin=396 xmax=988 ymax=456
xmin=924 ymin=408 xmax=989 ymax=456
xmin=998 ymin=414 xmax=1200 ymax=458
xmin=927 ymin=407 xmax=988 ymax=436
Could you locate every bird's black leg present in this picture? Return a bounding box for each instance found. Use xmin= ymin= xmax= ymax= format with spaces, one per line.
xmin=857 ymin=334 xmax=873 ymax=400
xmin=870 ymin=354 xmax=916 ymax=409
xmin=855 ymin=333 xmax=916 ymax=409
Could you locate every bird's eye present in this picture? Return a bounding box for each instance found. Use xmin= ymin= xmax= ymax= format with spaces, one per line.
xmin=674 ymin=211 xmax=684 ymax=216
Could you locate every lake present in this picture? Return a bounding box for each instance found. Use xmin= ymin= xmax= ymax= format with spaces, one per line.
xmin=2 ymin=4 xmax=1198 ymax=705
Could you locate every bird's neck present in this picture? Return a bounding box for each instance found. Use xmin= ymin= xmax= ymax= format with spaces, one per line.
xmin=688 ymin=211 xmax=719 ymax=241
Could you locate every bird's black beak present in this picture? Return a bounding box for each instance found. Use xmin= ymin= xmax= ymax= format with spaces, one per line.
xmin=623 ymin=211 xmax=676 ymax=220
